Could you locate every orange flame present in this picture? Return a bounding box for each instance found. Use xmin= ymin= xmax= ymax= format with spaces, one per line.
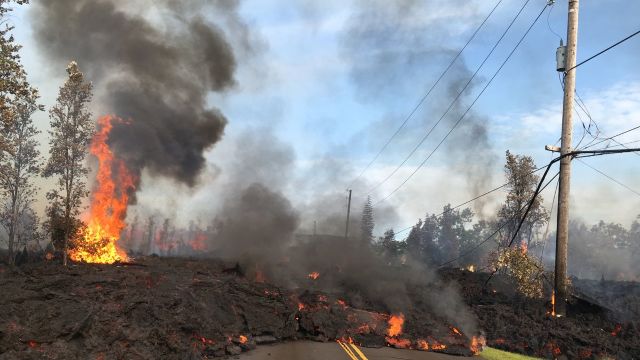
xmin=451 ymin=327 xmax=462 ymax=336
xmin=308 ymin=271 xmax=320 ymax=280
xmin=386 ymin=313 xmax=404 ymax=337
xmin=70 ymin=115 xmax=134 ymax=264
xmin=521 ymin=242 xmax=528 ymax=255
xmin=239 ymin=335 xmax=248 ymax=344
xmin=189 ymin=233 xmax=207 ymax=251
xmin=386 ymin=337 xmax=411 ymax=348
xmin=551 ymin=290 xmax=556 ymax=317
xmin=470 ymin=336 xmax=486 ymax=354
xmin=417 ymin=339 xmax=429 ymax=351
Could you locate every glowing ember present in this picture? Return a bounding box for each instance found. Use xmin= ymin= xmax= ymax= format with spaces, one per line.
xmin=336 ymin=299 xmax=348 ymax=309
xmin=188 ymin=233 xmax=207 ymax=251
xmin=27 ymin=340 xmax=37 ymax=348
xmin=551 ymin=290 xmax=556 ymax=317
xmin=45 ymin=253 xmax=54 ymax=261
xmin=470 ymin=336 xmax=486 ymax=354
xmin=386 ymin=337 xmax=411 ymax=348
xmin=387 ymin=313 xmax=404 ymax=337
xmin=239 ymin=335 xmax=248 ymax=344
xmin=308 ymin=271 xmax=320 ymax=280
xmin=611 ymin=324 xmax=622 ymax=336
xmin=70 ymin=115 xmax=135 ymax=264
xmin=298 ymin=302 xmax=305 ymax=311
xmin=417 ymin=339 xmax=429 ymax=350
xmin=255 ymin=270 xmax=266 ymax=283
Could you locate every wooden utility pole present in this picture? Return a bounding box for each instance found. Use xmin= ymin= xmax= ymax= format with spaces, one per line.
xmin=344 ymin=189 xmax=352 ymax=239
xmin=555 ymin=0 xmax=580 ymax=316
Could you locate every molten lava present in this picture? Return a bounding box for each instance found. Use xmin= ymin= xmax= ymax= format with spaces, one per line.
xmin=70 ymin=115 xmax=135 ymax=264
xmin=470 ymin=336 xmax=486 ymax=354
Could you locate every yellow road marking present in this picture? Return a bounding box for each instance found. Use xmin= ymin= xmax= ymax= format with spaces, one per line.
xmin=337 ymin=340 xmax=359 ymax=360
xmin=349 ymin=343 xmax=369 ymax=360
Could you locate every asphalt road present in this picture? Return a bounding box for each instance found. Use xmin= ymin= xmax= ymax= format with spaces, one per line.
xmin=238 ymin=341 xmax=463 ymax=360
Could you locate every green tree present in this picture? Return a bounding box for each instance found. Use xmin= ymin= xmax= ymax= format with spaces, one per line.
xmin=0 ymin=87 xmax=42 ymax=264
xmin=360 ymin=195 xmax=374 ymax=243
xmin=0 ymin=0 xmax=30 ymax=155
xmin=43 ymin=62 xmax=94 ymax=266
xmin=497 ymin=151 xmax=549 ymax=249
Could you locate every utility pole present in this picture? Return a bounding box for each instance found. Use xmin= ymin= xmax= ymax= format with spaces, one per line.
xmin=344 ymin=189 xmax=352 ymax=239
xmin=555 ymin=0 xmax=580 ymax=316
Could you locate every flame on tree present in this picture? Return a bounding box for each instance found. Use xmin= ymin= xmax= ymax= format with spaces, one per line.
xmin=70 ymin=115 xmax=135 ymax=264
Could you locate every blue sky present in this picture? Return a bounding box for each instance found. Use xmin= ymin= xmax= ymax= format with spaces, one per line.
xmin=9 ymin=0 xmax=640 ymax=234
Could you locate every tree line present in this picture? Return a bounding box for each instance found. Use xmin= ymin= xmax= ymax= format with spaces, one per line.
xmin=0 ymin=1 xmax=94 ymax=266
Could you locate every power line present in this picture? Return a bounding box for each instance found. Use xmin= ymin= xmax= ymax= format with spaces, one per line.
xmin=365 ymin=0 xmax=536 ymax=195
xmin=582 ymin=124 xmax=640 ymax=150
xmin=347 ymin=0 xmax=505 ymax=189
xmin=392 ymin=164 xmax=548 ymax=236
xmin=374 ymin=3 xmax=550 ymax=205
xmin=481 ymin=148 xmax=640 ymax=283
xmin=576 ymin=158 xmax=640 ymax=197
xmin=438 ymin=170 xmax=560 ymax=268
xmin=565 ymin=29 xmax=640 ymax=72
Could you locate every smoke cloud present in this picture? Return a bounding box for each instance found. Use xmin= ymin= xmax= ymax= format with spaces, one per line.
xmin=340 ymin=0 xmax=495 ymax=215
xmin=30 ymin=0 xmax=242 ymax=186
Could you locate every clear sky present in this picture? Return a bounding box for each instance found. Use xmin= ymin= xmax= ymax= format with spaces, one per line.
xmin=9 ymin=0 xmax=640 ymax=235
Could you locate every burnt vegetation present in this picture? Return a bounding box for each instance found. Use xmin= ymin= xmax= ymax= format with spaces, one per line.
xmin=0 ymin=1 xmax=638 ymax=359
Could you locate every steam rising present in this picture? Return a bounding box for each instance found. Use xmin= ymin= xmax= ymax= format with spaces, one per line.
xmin=31 ymin=0 xmax=238 ymax=186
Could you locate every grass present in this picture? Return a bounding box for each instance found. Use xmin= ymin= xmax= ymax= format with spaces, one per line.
xmin=480 ymin=347 xmax=541 ymax=360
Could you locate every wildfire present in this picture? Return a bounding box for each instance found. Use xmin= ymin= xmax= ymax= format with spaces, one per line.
xmin=386 ymin=313 xmax=404 ymax=337
xmin=520 ymin=242 xmax=528 ymax=255
xmin=308 ymin=271 xmax=320 ymax=280
xmin=70 ymin=115 xmax=135 ymax=264
xmin=189 ymin=233 xmax=207 ymax=251
xmin=239 ymin=335 xmax=248 ymax=344
xmin=550 ymin=290 xmax=556 ymax=317
xmin=451 ymin=327 xmax=462 ymax=336
xmin=466 ymin=264 xmax=475 ymax=272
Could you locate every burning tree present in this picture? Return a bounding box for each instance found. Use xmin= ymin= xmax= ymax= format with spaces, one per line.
xmin=43 ymin=61 xmax=94 ymax=266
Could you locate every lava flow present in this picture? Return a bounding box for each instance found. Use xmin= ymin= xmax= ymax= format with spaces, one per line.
xmin=69 ymin=115 xmax=135 ymax=264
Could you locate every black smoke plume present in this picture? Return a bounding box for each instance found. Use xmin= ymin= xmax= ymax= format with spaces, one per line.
xmin=30 ymin=0 xmax=241 ymax=186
